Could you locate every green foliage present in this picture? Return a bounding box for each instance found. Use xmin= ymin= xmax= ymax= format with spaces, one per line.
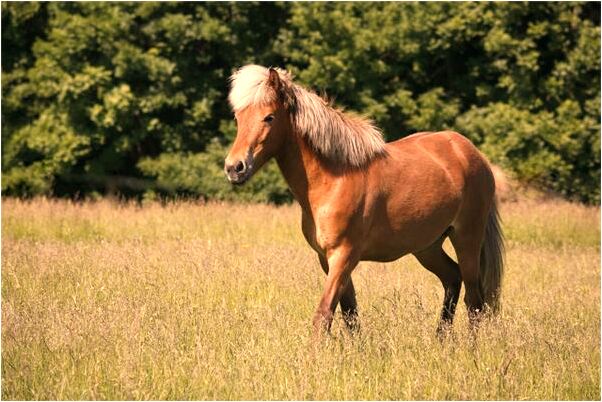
xmin=2 ymin=2 xmax=288 ymax=200
xmin=2 ymin=107 xmax=90 ymax=196
xmin=456 ymin=101 xmax=600 ymax=203
xmin=2 ymin=2 xmax=600 ymax=203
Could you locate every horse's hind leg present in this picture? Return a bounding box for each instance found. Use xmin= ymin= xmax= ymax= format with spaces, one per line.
xmin=413 ymin=233 xmax=462 ymax=337
xmin=319 ymin=254 xmax=359 ymax=332
xmin=449 ymin=229 xmax=485 ymax=328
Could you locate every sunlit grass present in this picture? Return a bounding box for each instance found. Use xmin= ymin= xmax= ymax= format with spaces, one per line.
xmin=2 ymin=197 xmax=600 ymax=400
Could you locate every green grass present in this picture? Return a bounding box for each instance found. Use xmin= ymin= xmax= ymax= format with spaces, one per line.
xmin=2 ymin=197 xmax=600 ymax=400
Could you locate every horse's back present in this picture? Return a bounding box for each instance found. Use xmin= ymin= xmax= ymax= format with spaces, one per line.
xmin=384 ymin=130 xmax=494 ymax=194
xmin=374 ymin=130 xmax=483 ymax=195
xmin=360 ymin=131 xmax=495 ymax=260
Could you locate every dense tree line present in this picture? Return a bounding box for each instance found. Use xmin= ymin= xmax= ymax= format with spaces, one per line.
xmin=2 ymin=2 xmax=600 ymax=203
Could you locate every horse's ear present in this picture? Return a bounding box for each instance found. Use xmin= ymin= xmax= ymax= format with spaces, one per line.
xmin=267 ymin=67 xmax=281 ymax=91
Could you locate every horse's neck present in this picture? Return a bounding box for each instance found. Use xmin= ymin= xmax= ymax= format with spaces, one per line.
xmin=275 ymin=130 xmax=330 ymax=213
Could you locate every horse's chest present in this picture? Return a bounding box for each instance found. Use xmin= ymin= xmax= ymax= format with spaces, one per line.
xmin=300 ymin=210 xmax=347 ymax=255
xmin=300 ymin=212 xmax=319 ymax=252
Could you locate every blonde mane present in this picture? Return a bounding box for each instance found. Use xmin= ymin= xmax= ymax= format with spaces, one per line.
xmin=228 ymin=65 xmax=386 ymax=167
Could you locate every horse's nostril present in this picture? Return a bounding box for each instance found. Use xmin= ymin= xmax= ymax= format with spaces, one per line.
xmin=234 ymin=161 xmax=245 ymax=173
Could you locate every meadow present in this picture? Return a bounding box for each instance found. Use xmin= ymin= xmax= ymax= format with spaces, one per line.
xmin=1 ymin=196 xmax=600 ymax=400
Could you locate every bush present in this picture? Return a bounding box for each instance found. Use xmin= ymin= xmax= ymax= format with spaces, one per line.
xmin=456 ymin=101 xmax=600 ymax=204
xmin=2 ymin=2 xmax=600 ymax=203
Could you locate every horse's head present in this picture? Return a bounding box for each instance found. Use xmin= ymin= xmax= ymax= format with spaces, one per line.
xmin=224 ymin=66 xmax=291 ymax=185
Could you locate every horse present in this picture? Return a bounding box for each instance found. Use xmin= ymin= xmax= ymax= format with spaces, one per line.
xmin=224 ymin=65 xmax=504 ymax=336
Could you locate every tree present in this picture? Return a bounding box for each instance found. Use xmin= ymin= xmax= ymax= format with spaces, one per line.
xmin=2 ymin=2 xmax=600 ymax=203
xmin=276 ymin=2 xmax=601 ymax=203
xmin=2 ymin=2 xmax=291 ymax=201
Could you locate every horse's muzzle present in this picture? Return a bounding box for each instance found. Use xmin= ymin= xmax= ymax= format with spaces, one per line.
xmin=224 ymin=159 xmax=251 ymax=185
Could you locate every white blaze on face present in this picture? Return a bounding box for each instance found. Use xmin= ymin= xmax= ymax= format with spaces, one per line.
xmin=244 ymin=148 xmax=254 ymax=175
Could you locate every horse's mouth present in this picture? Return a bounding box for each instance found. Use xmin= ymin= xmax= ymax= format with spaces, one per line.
xmin=227 ymin=172 xmax=251 ymax=185
xmin=230 ymin=177 xmax=249 ymax=185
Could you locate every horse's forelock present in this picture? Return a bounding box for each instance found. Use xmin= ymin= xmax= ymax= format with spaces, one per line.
xmin=228 ymin=65 xmax=293 ymax=112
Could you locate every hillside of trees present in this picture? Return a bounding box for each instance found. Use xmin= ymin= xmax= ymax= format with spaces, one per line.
xmin=2 ymin=2 xmax=600 ymax=203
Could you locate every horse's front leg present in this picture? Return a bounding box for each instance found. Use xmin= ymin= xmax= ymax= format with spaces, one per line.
xmin=318 ymin=254 xmax=359 ymax=332
xmin=313 ymin=248 xmax=358 ymax=334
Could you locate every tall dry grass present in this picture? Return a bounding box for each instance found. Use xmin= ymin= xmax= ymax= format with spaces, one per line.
xmin=2 ymin=197 xmax=600 ymax=400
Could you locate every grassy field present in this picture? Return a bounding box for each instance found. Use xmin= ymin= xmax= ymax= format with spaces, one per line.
xmin=2 ymin=197 xmax=600 ymax=400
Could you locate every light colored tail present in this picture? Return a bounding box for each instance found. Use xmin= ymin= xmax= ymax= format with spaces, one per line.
xmin=479 ymin=200 xmax=505 ymax=312
xmin=490 ymin=164 xmax=513 ymax=202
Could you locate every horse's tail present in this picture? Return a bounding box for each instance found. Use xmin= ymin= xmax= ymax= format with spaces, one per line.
xmin=479 ymin=198 xmax=505 ymax=313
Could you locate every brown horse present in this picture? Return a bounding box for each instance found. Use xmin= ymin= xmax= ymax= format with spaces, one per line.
xmin=224 ymin=65 xmax=504 ymax=335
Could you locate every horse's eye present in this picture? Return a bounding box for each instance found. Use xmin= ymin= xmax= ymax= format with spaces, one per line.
xmin=263 ymin=114 xmax=274 ymax=123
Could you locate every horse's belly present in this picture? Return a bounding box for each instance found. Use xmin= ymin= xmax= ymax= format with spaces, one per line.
xmin=360 ymin=197 xmax=460 ymax=262
xmin=359 ymin=222 xmax=445 ymax=262
xmin=359 ymin=229 xmax=417 ymax=262
xmin=361 ymin=247 xmax=409 ymax=262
